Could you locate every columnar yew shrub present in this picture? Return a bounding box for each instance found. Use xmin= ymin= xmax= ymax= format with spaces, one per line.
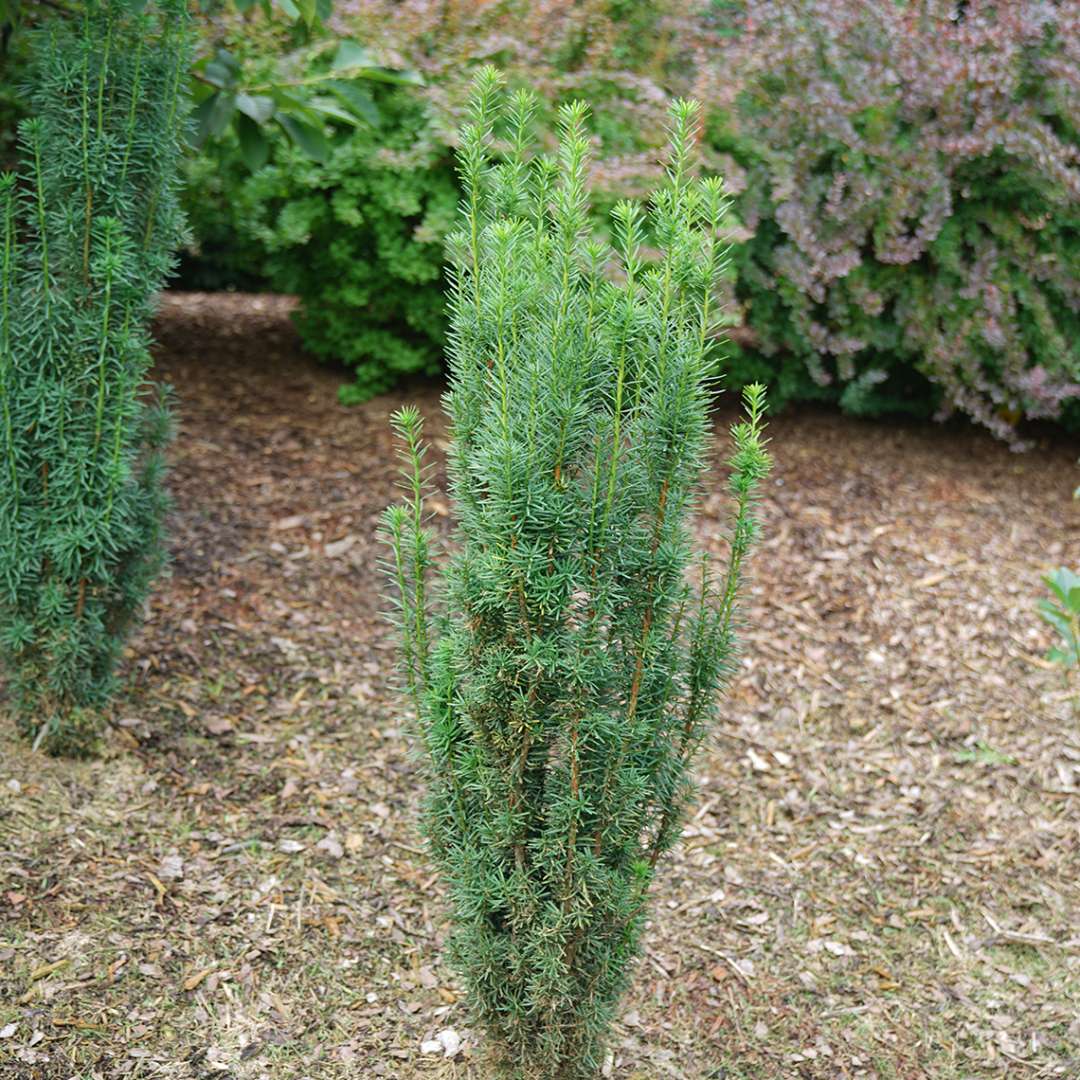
xmin=385 ymin=69 xmax=771 ymax=1078
xmin=0 ymin=0 xmax=190 ymax=754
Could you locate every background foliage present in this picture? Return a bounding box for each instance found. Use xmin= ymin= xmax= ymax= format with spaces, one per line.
xmin=4 ymin=0 xmax=1076 ymax=437
xmin=0 ymin=13 xmax=30 ymax=167
xmin=179 ymin=0 xmax=706 ymax=402
xmin=187 ymin=86 xmax=457 ymax=401
xmin=709 ymin=0 xmax=1080 ymax=444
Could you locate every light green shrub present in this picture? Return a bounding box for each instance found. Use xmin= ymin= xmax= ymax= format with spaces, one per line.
xmin=384 ymin=69 xmax=771 ymax=1077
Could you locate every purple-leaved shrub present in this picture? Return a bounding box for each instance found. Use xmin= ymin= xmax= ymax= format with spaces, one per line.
xmin=709 ymin=0 xmax=1080 ymax=444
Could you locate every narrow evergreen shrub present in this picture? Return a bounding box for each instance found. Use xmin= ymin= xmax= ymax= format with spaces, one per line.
xmin=0 ymin=0 xmax=190 ymax=754
xmin=384 ymin=69 xmax=771 ymax=1078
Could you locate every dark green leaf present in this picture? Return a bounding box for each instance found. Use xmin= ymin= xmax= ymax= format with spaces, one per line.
xmin=236 ymin=113 xmax=271 ymax=171
xmin=236 ymin=93 xmax=276 ymax=124
xmin=277 ymin=113 xmax=330 ymax=163
xmin=326 ymin=80 xmax=381 ymax=127
xmin=195 ymin=92 xmax=237 ymax=146
xmin=203 ymin=49 xmax=240 ymax=90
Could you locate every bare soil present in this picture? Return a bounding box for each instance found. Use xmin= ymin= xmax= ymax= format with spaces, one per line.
xmin=1 ymin=292 xmax=1078 ymax=1079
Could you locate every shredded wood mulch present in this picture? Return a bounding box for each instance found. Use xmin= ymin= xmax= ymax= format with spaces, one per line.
xmin=1 ymin=291 xmax=1078 ymax=1079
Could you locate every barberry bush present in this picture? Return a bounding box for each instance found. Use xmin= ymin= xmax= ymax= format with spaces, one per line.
xmin=711 ymin=0 xmax=1080 ymax=444
xmin=0 ymin=0 xmax=190 ymax=754
xmin=384 ymin=69 xmax=771 ymax=1077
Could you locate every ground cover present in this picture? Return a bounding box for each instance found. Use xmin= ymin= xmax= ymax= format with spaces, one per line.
xmin=1 ymin=293 xmax=1077 ymax=1079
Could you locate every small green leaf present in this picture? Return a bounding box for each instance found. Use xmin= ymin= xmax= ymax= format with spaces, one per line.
xmin=331 ymin=40 xmax=374 ymax=72
xmin=1044 ymin=567 xmax=1080 ymax=609
xmin=326 ymin=80 xmax=382 ymax=126
xmin=275 ymin=0 xmax=300 ymax=19
xmin=236 ymin=93 xmax=276 ymax=124
xmin=236 ymin=113 xmax=271 ymax=171
xmin=277 ymin=114 xmax=330 ymax=162
xmin=1048 ymin=645 xmax=1078 ymax=668
xmin=307 ymin=95 xmax=362 ymax=127
xmin=1037 ymin=601 xmax=1071 ymax=637
xmin=955 ymin=741 xmax=1017 ymax=767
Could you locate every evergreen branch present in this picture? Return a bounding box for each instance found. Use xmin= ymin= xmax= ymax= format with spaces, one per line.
xmin=0 ymin=174 xmax=17 ymax=506
xmin=387 ymin=405 xmax=432 ymax=697
xmin=118 ymin=29 xmax=144 ymax=187
xmin=714 ymin=383 xmax=771 ymax=637
xmin=27 ymin=120 xmax=51 ymax=314
xmin=91 ymin=218 xmax=117 ymax=453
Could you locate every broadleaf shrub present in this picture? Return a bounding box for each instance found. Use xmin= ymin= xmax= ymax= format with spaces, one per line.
xmin=0 ymin=0 xmax=190 ymax=754
xmin=209 ymin=87 xmax=459 ymax=403
xmin=180 ymin=0 xmax=710 ymax=402
xmin=708 ymin=0 xmax=1080 ymax=444
xmin=384 ymin=69 xmax=771 ymax=1077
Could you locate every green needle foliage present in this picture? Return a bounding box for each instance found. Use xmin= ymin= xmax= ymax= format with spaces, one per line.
xmin=384 ymin=67 xmax=772 ymax=1079
xmin=0 ymin=0 xmax=191 ymax=755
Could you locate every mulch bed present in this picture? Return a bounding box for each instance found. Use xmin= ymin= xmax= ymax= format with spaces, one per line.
xmin=1 ymin=291 xmax=1078 ymax=1079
